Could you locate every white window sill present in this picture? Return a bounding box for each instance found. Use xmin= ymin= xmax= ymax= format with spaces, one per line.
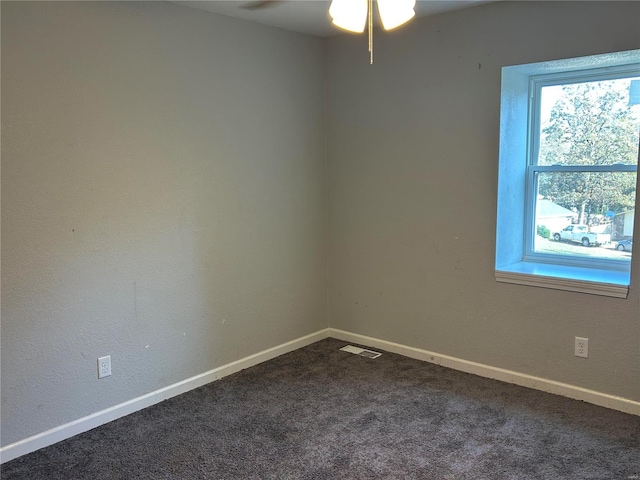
xmin=495 ymin=262 xmax=630 ymax=298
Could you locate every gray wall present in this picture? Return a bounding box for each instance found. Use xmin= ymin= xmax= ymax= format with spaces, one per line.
xmin=1 ymin=1 xmax=327 ymax=446
xmin=327 ymin=1 xmax=640 ymax=401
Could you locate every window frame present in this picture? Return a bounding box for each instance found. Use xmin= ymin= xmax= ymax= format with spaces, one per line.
xmin=495 ymin=50 xmax=640 ymax=298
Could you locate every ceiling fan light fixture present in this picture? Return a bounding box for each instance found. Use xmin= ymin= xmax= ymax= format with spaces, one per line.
xmin=329 ymin=0 xmax=368 ymax=33
xmin=377 ymin=0 xmax=416 ymax=30
xmin=329 ymin=0 xmax=416 ymax=64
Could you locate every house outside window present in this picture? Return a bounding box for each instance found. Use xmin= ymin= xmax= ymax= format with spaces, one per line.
xmin=495 ymin=50 xmax=640 ymax=298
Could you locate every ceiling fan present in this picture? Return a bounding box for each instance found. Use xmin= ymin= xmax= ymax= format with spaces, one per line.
xmin=240 ymin=0 xmax=284 ymax=10
xmin=240 ymin=0 xmax=416 ymax=64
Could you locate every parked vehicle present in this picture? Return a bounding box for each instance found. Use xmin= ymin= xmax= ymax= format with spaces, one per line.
xmin=552 ymin=225 xmax=611 ymax=247
xmin=616 ymin=238 xmax=633 ymax=251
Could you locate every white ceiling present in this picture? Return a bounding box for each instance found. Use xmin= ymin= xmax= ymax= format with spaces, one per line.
xmin=172 ymin=1 xmax=494 ymax=37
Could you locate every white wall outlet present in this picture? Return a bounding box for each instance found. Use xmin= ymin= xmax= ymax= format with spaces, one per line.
xmin=98 ymin=355 xmax=111 ymax=378
xmin=574 ymin=337 xmax=588 ymax=358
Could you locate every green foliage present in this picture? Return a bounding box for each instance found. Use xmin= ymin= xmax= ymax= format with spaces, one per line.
xmin=537 ymin=225 xmax=550 ymax=239
xmin=537 ymin=80 xmax=639 ymax=223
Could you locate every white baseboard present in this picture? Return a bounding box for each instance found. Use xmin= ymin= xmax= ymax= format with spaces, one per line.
xmin=0 ymin=329 xmax=331 ymax=464
xmin=328 ymin=328 xmax=640 ymax=416
xmin=4 ymin=327 xmax=638 ymax=463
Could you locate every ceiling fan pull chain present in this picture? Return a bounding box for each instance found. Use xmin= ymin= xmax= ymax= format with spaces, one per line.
xmin=368 ymin=0 xmax=373 ymax=64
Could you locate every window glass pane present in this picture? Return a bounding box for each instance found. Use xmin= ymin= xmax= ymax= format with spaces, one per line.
xmin=538 ymin=77 xmax=640 ymax=166
xmin=534 ymin=171 xmax=635 ymax=261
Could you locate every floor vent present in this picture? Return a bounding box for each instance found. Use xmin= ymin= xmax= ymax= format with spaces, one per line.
xmin=340 ymin=345 xmax=382 ymax=359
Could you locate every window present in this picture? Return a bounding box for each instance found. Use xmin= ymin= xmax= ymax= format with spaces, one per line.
xmin=495 ymin=50 xmax=640 ymax=298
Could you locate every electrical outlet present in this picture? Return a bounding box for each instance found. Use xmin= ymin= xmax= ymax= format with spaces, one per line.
xmin=98 ymin=355 xmax=111 ymax=378
xmin=575 ymin=337 xmax=588 ymax=358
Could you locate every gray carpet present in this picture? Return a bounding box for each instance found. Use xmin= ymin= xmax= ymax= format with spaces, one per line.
xmin=2 ymin=337 xmax=639 ymax=479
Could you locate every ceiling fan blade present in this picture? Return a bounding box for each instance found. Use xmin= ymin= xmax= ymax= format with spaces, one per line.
xmin=241 ymin=0 xmax=284 ymax=10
